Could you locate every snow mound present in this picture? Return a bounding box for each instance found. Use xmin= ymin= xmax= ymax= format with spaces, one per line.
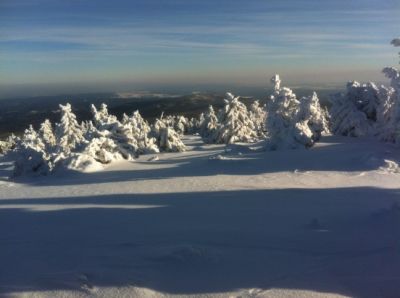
xmin=379 ymin=159 xmax=400 ymax=173
xmin=60 ymin=153 xmax=105 ymax=173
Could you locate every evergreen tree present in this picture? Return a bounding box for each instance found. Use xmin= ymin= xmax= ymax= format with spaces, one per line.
xmin=151 ymin=118 xmax=186 ymax=152
xmin=214 ymin=93 xmax=258 ymax=144
xmin=56 ymin=103 xmax=85 ymax=155
xmin=249 ymin=100 xmax=267 ymax=137
xmin=199 ymin=105 xmax=219 ymax=143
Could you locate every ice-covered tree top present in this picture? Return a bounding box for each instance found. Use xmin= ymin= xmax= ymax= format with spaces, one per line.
xmin=56 ymin=103 xmax=84 ymax=154
xmin=271 ymin=74 xmax=281 ymax=92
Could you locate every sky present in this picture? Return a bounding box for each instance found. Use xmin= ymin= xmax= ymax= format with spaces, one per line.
xmin=0 ymin=0 xmax=399 ymax=97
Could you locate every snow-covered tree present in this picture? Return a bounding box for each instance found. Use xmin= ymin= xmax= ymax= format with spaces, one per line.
xmin=78 ymin=137 xmax=124 ymax=164
xmin=126 ymin=110 xmax=159 ymax=154
xmin=151 ymin=118 xmax=186 ymax=152
xmin=199 ymin=105 xmax=219 ymax=143
xmin=55 ymin=103 xmax=85 ymax=155
xmin=297 ymin=92 xmax=329 ymax=141
xmin=265 ymin=75 xmax=324 ymax=149
xmin=329 ymin=82 xmax=380 ymax=137
xmin=173 ymin=115 xmax=188 ymax=135
xmin=266 ymin=79 xmax=305 ymax=149
xmin=0 ymin=134 xmax=18 ymax=155
xmin=187 ymin=116 xmax=201 ymax=134
xmin=249 ymin=100 xmax=267 ymax=137
xmin=39 ymin=119 xmax=56 ymax=152
xmin=12 ymin=125 xmax=52 ymax=176
xmin=90 ymin=104 xmax=139 ymax=159
xmin=91 ymin=103 xmax=117 ymax=127
xmin=378 ymin=67 xmax=400 ymax=143
xmin=81 ymin=120 xmax=98 ymax=140
xmin=213 ymin=93 xmax=258 ymax=144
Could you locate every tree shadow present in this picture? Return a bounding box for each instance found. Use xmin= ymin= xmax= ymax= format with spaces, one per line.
xmin=1 ymin=187 xmax=400 ymax=297
xmin=6 ymin=135 xmax=398 ymax=187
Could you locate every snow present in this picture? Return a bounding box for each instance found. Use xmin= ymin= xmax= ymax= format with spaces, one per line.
xmin=1 ymin=135 xmax=400 ymax=298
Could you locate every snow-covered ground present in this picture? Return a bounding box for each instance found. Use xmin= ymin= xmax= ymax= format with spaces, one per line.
xmin=1 ymin=135 xmax=400 ymax=298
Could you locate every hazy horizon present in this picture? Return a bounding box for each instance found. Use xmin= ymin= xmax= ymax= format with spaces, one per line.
xmin=1 ymin=0 xmax=399 ymax=98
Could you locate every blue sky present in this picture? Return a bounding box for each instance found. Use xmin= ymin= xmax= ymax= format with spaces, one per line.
xmin=0 ymin=0 xmax=399 ymax=95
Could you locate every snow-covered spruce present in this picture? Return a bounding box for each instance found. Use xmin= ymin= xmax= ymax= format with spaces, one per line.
xmin=249 ymin=100 xmax=267 ymax=137
xmin=378 ymin=67 xmax=400 ymax=143
xmin=173 ymin=115 xmax=189 ymax=135
xmin=265 ymin=75 xmax=327 ymax=150
xmin=329 ymin=81 xmax=384 ymax=137
xmin=213 ymin=93 xmax=258 ymax=144
xmin=55 ymin=103 xmax=85 ymax=156
xmin=62 ymin=137 xmax=125 ymax=172
xmin=125 ymin=110 xmax=159 ymax=154
xmin=199 ymin=105 xmax=219 ymax=143
xmin=151 ymin=118 xmax=186 ymax=152
xmin=91 ymin=104 xmax=139 ymax=159
xmin=39 ymin=119 xmax=56 ymax=153
xmin=12 ymin=125 xmax=53 ymax=176
xmin=187 ymin=116 xmax=201 ymax=134
xmin=297 ymin=92 xmax=329 ymax=141
xmin=0 ymin=134 xmax=19 ymax=155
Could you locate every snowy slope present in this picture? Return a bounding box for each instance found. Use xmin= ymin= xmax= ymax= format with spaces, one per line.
xmin=1 ymin=135 xmax=400 ymax=298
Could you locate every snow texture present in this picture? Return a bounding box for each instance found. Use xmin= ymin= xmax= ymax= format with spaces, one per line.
xmin=1 ymin=135 xmax=400 ymax=298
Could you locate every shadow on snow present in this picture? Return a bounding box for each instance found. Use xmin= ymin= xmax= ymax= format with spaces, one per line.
xmin=0 ymin=187 xmax=400 ymax=297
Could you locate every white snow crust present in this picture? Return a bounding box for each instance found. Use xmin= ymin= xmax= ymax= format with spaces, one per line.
xmin=1 ymin=135 xmax=400 ymax=298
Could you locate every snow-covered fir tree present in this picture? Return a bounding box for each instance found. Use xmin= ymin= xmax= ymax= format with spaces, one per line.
xmin=91 ymin=103 xmax=118 ymax=127
xmin=199 ymin=105 xmax=219 ymax=143
xmin=173 ymin=115 xmax=188 ymax=135
xmin=0 ymin=134 xmax=18 ymax=155
xmin=213 ymin=93 xmax=258 ymax=144
xmin=187 ymin=116 xmax=201 ymax=134
xmin=126 ymin=110 xmax=159 ymax=154
xmin=378 ymin=67 xmax=400 ymax=143
xmin=249 ymin=100 xmax=267 ymax=137
xmin=12 ymin=125 xmax=52 ymax=176
xmin=90 ymin=104 xmax=139 ymax=159
xmin=297 ymin=92 xmax=328 ymax=141
xmin=329 ymin=81 xmax=386 ymax=137
xmin=151 ymin=118 xmax=186 ymax=152
xmin=265 ymin=75 xmax=324 ymax=149
xmin=39 ymin=119 xmax=56 ymax=152
xmin=81 ymin=120 xmax=98 ymax=140
xmin=55 ymin=103 xmax=85 ymax=156
xmin=78 ymin=137 xmax=124 ymax=165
